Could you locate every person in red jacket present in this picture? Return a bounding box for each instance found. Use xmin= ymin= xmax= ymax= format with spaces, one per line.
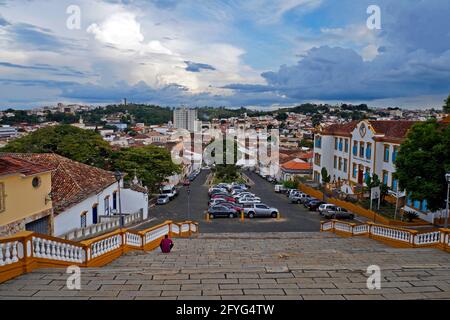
xmin=160 ymin=235 xmax=174 ymax=253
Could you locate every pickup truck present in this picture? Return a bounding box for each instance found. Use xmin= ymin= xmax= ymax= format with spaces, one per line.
xmin=243 ymin=203 xmax=279 ymax=218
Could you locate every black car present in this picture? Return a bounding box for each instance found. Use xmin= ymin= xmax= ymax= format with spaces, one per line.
xmin=303 ymin=197 xmax=317 ymax=207
xmin=306 ymin=200 xmax=326 ymax=211
xmin=208 ymin=205 xmax=239 ymax=219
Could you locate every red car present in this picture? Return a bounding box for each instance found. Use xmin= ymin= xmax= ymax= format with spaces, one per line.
xmin=183 ymin=180 xmax=190 ymax=186
xmin=211 ymin=195 xmax=236 ymax=203
xmin=221 ymin=202 xmax=243 ymax=212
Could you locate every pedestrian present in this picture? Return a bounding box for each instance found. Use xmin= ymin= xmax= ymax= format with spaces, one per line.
xmin=160 ymin=234 xmax=174 ymax=253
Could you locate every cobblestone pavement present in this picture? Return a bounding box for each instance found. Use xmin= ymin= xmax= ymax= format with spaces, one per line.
xmin=1 ymin=233 xmax=449 ymax=300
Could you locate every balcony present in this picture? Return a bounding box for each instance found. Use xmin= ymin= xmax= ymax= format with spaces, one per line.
xmin=60 ymin=209 xmax=144 ymax=241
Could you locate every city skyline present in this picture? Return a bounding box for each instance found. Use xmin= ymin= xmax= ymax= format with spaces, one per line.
xmin=0 ymin=1 xmax=449 ymax=109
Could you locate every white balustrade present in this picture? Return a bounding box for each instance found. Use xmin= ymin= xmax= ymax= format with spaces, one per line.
xmin=126 ymin=233 xmax=142 ymax=247
xmin=144 ymin=225 xmax=170 ymax=244
xmin=321 ymin=222 xmax=333 ymax=231
xmin=0 ymin=241 xmax=21 ymax=266
xmin=371 ymin=226 xmax=412 ymax=243
xmin=353 ymin=224 xmax=369 ymax=235
xmin=415 ymin=231 xmax=441 ymax=245
xmin=334 ymin=222 xmax=352 ymax=234
xmin=190 ymin=223 xmax=197 ymax=233
xmin=91 ymin=234 xmax=121 ymax=258
xmin=32 ymin=237 xmax=84 ymax=263
xmin=171 ymin=224 xmax=180 ymax=235
xmin=181 ymin=224 xmax=190 ymax=233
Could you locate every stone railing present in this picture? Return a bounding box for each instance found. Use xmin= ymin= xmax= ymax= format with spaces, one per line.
xmin=0 ymin=220 xmax=199 ymax=283
xmin=61 ymin=210 xmax=144 ymax=241
xmin=321 ymin=220 xmax=450 ymax=252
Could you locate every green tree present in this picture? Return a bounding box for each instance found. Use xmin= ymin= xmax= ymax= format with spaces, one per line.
xmin=1 ymin=125 xmax=113 ymax=168
xmin=395 ymin=119 xmax=450 ymax=211
xmin=444 ymin=94 xmax=450 ymax=114
xmin=321 ymin=167 xmax=330 ymax=185
xmin=112 ymin=145 xmax=181 ymax=192
xmin=312 ymin=114 xmax=323 ymax=127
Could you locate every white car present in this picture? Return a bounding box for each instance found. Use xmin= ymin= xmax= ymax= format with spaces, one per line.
xmin=234 ymin=192 xmax=255 ymax=199
xmin=157 ymin=194 xmax=170 ymax=205
xmin=318 ymin=204 xmax=336 ymax=214
xmin=238 ymin=198 xmax=262 ymax=205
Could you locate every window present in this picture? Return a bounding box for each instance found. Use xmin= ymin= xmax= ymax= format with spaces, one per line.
xmin=392 ymin=146 xmax=399 ymax=163
xmin=384 ymin=145 xmax=390 ymax=162
xmin=32 ymin=176 xmax=41 ymax=188
xmin=353 ymin=141 xmax=358 ymax=156
xmin=315 ymin=136 xmax=322 ymax=148
xmin=366 ymin=143 xmax=372 ymax=159
xmin=343 ymin=159 xmax=348 ymax=173
xmin=334 ymin=138 xmax=338 ymax=150
xmin=104 ymin=196 xmax=110 ymax=215
xmin=359 ymin=142 xmax=365 ymax=158
xmin=333 ymin=156 xmax=337 ymax=169
xmin=344 ymin=139 xmax=349 ymax=153
xmin=421 ymin=200 xmax=428 ymax=212
xmin=0 ymin=182 xmax=5 ymax=213
xmin=113 ymin=191 xmax=117 ymax=210
xmin=352 ymin=163 xmax=357 ymax=178
xmin=338 ymin=138 xmax=343 ymax=152
xmin=314 ymin=154 xmax=321 ymax=166
xmin=80 ymin=211 xmax=87 ymax=228
xmin=382 ymin=171 xmax=389 ymax=186
xmin=338 ymin=157 xmax=342 ymax=171
xmin=392 ymin=178 xmax=398 ymax=191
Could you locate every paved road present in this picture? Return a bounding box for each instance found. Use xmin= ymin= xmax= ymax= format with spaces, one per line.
xmin=135 ymin=169 xmax=322 ymax=233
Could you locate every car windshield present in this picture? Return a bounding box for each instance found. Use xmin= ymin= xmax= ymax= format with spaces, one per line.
xmin=158 ymin=195 xmax=168 ymax=199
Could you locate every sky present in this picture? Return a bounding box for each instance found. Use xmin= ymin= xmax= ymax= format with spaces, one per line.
xmin=0 ymin=0 xmax=449 ymax=110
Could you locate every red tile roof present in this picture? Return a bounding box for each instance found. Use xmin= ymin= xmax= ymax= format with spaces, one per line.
xmin=281 ymin=159 xmax=312 ymax=171
xmin=2 ymin=153 xmax=116 ymax=214
xmin=0 ymin=155 xmax=52 ymax=177
xmin=321 ymin=120 xmax=417 ymax=141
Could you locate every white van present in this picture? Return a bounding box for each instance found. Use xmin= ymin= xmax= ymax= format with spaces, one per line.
xmin=161 ymin=185 xmax=178 ymax=200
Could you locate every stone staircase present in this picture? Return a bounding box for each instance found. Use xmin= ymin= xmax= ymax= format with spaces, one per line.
xmin=1 ymin=232 xmax=449 ymax=300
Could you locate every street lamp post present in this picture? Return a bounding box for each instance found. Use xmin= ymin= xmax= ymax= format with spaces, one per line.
xmin=187 ymin=186 xmax=191 ymax=221
xmin=114 ymin=170 xmax=123 ymax=228
xmin=445 ymin=173 xmax=450 ymax=229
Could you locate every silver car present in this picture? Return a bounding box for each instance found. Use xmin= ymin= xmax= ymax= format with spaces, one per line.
xmin=244 ymin=204 xmax=279 ymax=218
xmin=157 ymin=194 xmax=170 ymax=205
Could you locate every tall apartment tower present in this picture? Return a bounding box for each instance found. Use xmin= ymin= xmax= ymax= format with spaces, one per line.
xmin=173 ymin=108 xmax=199 ymax=132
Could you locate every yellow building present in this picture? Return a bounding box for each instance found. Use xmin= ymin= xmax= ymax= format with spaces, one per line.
xmin=0 ymin=155 xmax=54 ymax=236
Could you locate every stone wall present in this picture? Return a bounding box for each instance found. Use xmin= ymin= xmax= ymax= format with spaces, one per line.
xmin=0 ymin=208 xmax=54 ymax=237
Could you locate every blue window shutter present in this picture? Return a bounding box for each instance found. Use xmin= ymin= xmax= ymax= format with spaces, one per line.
xmin=407 ymin=196 xmax=412 ymax=206
xmin=421 ymin=200 xmax=428 ymax=212
xmin=413 ymin=200 xmax=420 ymax=209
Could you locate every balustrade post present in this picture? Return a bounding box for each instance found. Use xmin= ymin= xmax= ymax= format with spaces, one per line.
xmin=410 ymin=230 xmax=418 ymax=248
xmin=367 ymin=222 xmax=374 ymax=238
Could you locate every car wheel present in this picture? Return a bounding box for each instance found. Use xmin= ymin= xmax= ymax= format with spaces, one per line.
xmin=209 ymin=214 xmax=215 ymax=219
xmin=297 ymin=200 xmax=301 ymax=204
xmin=229 ymin=213 xmax=235 ymax=219
xmin=271 ymin=212 xmax=278 ymax=218
xmin=350 ymin=214 xmax=355 ymax=219
xmin=248 ymin=212 xmax=255 ymax=219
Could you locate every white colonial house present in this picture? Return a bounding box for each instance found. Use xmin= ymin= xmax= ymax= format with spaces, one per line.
xmin=313 ymin=120 xmax=416 ymax=190
xmin=5 ymin=153 xmax=148 ymax=237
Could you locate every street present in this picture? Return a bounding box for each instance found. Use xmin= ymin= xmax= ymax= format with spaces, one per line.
xmin=134 ymin=170 xmax=323 ymax=233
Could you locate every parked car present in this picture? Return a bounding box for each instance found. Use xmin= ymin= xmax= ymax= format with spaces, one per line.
xmin=208 ymin=187 xmax=227 ymax=195
xmin=157 ymin=194 xmax=170 ymax=205
xmin=318 ymin=204 xmax=337 ymax=215
xmin=233 ymin=192 xmax=255 ymax=199
xmin=238 ymin=198 xmax=262 ymax=205
xmin=208 ymin=198 xmax=228 ymax=207
xmin=287 ymin=189 xmax=301 ymax=198
xmin=322 ymin=207 xmax=355 ymax=220
xmin=303 ymin=198 xmax=318 ymax=207
xmin=208 ymin=205 xmax=239 ymax=219
xmin=183 ymin=179 xmax=190 ymax=186
xmin=160 ymin=185 xmax=177 ymax=200
xmin=211 ymin=195 xmax=236 ymax=203
xmin=290 ymin=193 xmax=309 ymax=204
xmin=238 ymin=195 xmax=261 ymax=203
xmin=306 ymin=200 xmax=326 ymax=211
xmin=221 ymin=202 xmax=243 ymax=212
xmin=243 ymin=204 xmax=279 ymax=218
xmin=299 ymin=196 xmax=315 ymax=204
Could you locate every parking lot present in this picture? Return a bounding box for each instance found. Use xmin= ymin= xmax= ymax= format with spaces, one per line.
xmin=135 ymin=170 xmax=325 ymax=233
